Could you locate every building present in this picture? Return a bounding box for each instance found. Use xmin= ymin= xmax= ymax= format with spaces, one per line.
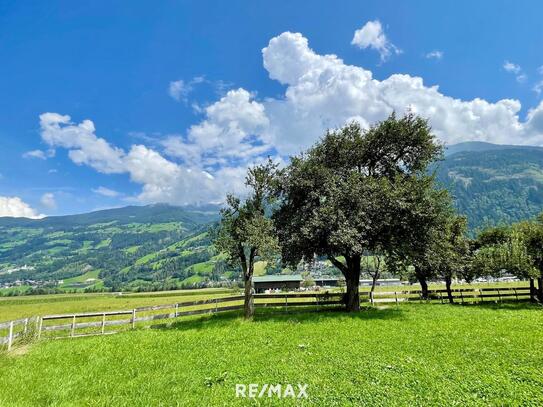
xmin=360 ymin=278 xmax=403 ymax=286
xmin=253 ymin=274 xmax=303 ymax=293
xmin=314 ymin=277 xmax=343 ymax=287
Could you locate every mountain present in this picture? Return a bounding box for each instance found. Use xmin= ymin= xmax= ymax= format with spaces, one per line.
xmin=3 ymin=142 xmax=543 ymax=293
xmin=436 ymin=142 xmax=543 ymax=231
xmin=0 ymin=204 xmax=226 ymax=292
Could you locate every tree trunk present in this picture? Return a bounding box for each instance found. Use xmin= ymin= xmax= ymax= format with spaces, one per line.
xmin=243 ymin=275 xmax=254 ymax=319
xmin=239 ymin=247 xmax=255 ymax=319
xmin=530 ymin=278 xmax=536 ymax=303
xmin=445 ymin=276 xmax=454 ymax=304
xmin=329 ymin=255 xmax=361 ymax=311
xmin=344 ymin=256 xmax=361 ymax=312
xmin=538 ymin=276 xmax=543 ymax=303
xmin=370 ymin=271 xmax=379 ymax=294
xmin=415 ymin=266 xmax=429 ymax=300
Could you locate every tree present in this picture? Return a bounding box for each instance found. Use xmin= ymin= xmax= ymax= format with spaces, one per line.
xmin=434 ymin=216 xmax=470 ymax=303
xmin=213 ymin=160 xmax=279 ymax=319
xmin=273 ymin=113 xmax=444 ymax=311
xmin=472 ymin=224 xmax=539 ymax=298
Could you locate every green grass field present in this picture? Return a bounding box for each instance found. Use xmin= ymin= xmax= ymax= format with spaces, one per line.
xmin=0 ymin=303 xmax=542 ymax=406
xmin=0 ymin=288 xmax=237 ymax=321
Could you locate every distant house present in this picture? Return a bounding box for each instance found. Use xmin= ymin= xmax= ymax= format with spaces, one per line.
xmin=253 ymin=274 xmax=303 ymax=293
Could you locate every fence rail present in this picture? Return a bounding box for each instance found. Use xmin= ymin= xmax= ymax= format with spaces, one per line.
xmin=0 ymin=285 xmax=537 ymax=350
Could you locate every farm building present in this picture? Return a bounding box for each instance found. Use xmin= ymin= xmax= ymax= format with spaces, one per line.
xmin=253 ymin=274 xmax=303 ymax=293
xmin=360 ymin=278 xmax=403 ymax=286
xmin=314 ymin=277 xmax=343 ymax=287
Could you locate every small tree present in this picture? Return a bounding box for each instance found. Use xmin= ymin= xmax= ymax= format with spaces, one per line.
xmin=213 ymin=160 xmax=279 ymax=319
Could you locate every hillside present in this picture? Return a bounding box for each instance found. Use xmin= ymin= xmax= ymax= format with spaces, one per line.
xmin=436 ymin=142 xmax=543 ymax=231
xmin=0 ymin=204 xmax=229 ymax=292
xmin=3 ymin=142 xmax=543 ymax=292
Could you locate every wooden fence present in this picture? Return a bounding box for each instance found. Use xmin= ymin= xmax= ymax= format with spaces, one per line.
xmin=0 ymin=286 xmax=537 ymax=349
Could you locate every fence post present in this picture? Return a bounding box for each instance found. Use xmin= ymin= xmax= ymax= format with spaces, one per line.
xmin=101 ymin=313 xmax=106 ymax=335
xmin=175 ymin=303 xmax=179 ymax=318
xmin=71 ymin=315 xmax=76 ymax=338
xmin=514 ymin=288 xmax=518 ymax=301
xmin=530 ymin=278 xmax=536 ymax=302
xmin=284 ymin=294 xmax=288 ymax=312
xmin=132 ymin=309 xmax=136 ymax=329
xmin=23 ymin=318 xmax=29 ymax=334
xmin=215 ymin=298 xmax=218 ymax=313
xmin=497 ymin=288 xmax=501 ymax=303
xmin=460 ymin=290 xmax=464 ymax=305
xmin=7 ymin=321 xmax=14 ymax=351
xmin=439 ymin=292 xmax=443 ymax=304
xmin=479 ymin=289 xmax=483 ymax=303
xmin=37 ymin=317 xmax=43 ymax=340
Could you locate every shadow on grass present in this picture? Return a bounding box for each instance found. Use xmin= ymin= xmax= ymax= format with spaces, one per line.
xmin=154 ymin=305 xmax=406 ymax=333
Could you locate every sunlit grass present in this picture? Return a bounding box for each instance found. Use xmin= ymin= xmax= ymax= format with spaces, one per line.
xmin=0 ymin=303 xmax=541 ymax=406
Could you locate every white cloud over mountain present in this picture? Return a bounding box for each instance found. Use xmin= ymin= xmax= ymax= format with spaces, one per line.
xmin=0 ymin=196 xmax=43 ymax=219
xmin=37 ymin=31 xmax=543 ymax=206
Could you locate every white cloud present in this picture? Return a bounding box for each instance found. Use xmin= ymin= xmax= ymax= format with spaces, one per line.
xmin=92 ymin=186 xmax=120 ymax=197
xmin=503 ymin=61 xmax=526 ymax=83
xmin=37 ymin=32 xmax=543 ymax=206
xmin=40 ymin=113 xmax=252 ymax=205
xmin=0 ymin=196 xmax=44 ymax=219
xmin=503 ymin=61 xmax=521 ymax=74
xmin=351 ymin=20 xmax=401 ymax=62
xmin=425 ymin=50 xmax=443 ymax=60
xmin=262 ymin=32 xmax=543 ymax=152
xmin=22 ymin=149 xmax=55 ymax=160
xmin=40 ymin=113 xmax=125 ymax=174
xmin=168 ymin=76 xmax=205 ymax=102
xmin=40 ymin=193 xmax=56 ymax=210
xmin=163 ymin=88 xmax=270 ymax=166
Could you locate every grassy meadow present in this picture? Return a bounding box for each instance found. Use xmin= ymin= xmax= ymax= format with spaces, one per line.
xmin=0 ymin=288 xmax=237 ymax=321
xmin=0 ymin=303 xmax=542 ymax=406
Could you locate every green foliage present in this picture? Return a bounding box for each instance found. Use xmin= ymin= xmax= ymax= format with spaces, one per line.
xmin=274 ymin=113 xmax=446 ymax=309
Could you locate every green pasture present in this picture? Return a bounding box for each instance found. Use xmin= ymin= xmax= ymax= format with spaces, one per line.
xmin=0 ymin=303 xmax=542 ymax=406
xmin=0 ymin=288 xmax=237 ymax=321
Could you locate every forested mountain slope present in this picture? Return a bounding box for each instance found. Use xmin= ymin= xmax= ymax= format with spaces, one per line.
xmin=437 ymin=143 xmax=543 ymax=231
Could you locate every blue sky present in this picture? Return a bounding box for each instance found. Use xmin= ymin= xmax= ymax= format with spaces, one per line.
xmin=1 ymin=0 xmax=543 ymax=217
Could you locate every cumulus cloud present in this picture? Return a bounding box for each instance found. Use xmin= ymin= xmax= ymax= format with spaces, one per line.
xmin=261 ymin=32 xmax=543 ymax=152
xmin=40 ymin=193 xmax=56 ymax=209
xmin=163 ymin=88 xmax=271 ymax=166
xmin=351 ymin=20 xmax=401 ymax=62
xmin=37 ymin=31 xmax=543 ymax=206
xmin=425 ymin=50 xmax=443 ymax=60
xmin=39 ymin=113 xmax=251 ymax=205
xmin=92 ymin=186 xmax=121 ymax=197
xmin=0 ymin=196 xmax=44 ymax=218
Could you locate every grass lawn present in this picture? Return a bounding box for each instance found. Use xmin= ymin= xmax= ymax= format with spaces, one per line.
xmin=0 ymin=303 xmax=542 ymax=406
xmin=0 ymin=288 xmax=237 ymax=321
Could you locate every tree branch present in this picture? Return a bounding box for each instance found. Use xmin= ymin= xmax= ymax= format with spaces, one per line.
xmin=328 ymin=255 xmax=348 ymax=275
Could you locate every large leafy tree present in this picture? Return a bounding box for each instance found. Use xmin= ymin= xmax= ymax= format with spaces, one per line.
xmin=213 ymin=160 xmax=279 ymax=319
xmin=273 ymin=113 xmax=444 ymax=311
